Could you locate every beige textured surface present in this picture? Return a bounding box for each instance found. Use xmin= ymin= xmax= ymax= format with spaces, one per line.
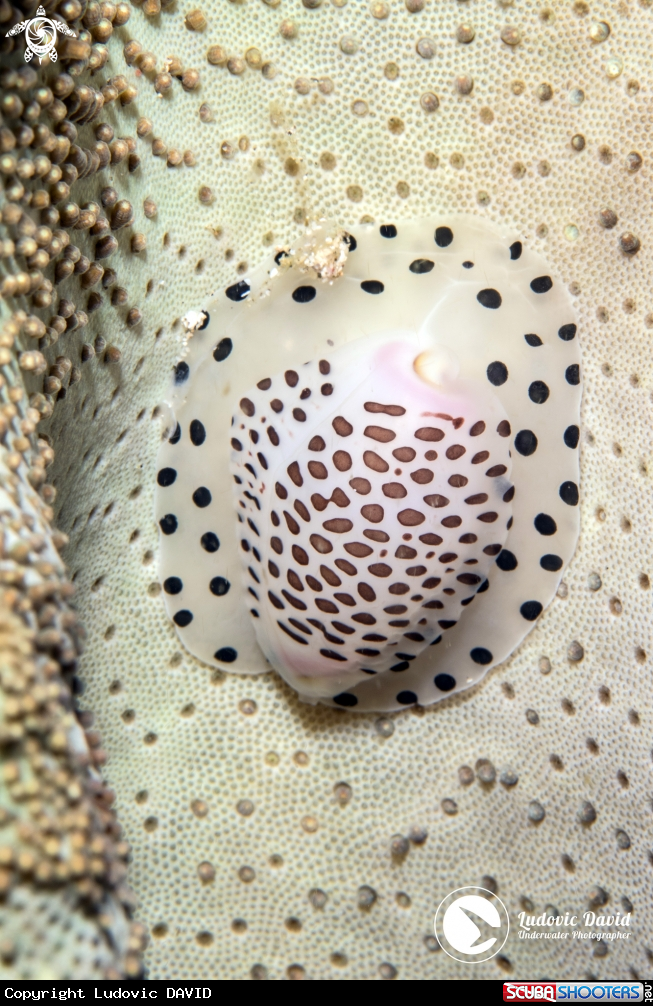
xmin=0 ymin=314 xmax=145 ymax=978
xmin=20 ymin=0 xmax=652 ymax=980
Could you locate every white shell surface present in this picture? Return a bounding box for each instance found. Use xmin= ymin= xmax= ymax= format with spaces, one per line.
xmin=229 ymin=333 xmax=514 ymax=702
xmin=155 ymin=215 xmax=581 ymax=712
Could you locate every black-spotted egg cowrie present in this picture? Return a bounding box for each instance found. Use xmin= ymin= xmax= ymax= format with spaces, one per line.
xmin=155 ymin=217 xmax=580 ymax=712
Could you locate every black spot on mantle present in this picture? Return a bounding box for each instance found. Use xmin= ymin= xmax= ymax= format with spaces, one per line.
xmin=477 ymin=288 xmax=502 ymax=309
xmin=225 ymin=281 xmax=250 ymax=302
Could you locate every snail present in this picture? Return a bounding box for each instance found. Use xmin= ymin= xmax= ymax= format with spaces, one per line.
xmin=155 ymin=216 xmax=581 ymax=712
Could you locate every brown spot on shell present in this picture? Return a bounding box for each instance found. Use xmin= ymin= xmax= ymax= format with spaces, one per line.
xmin=306 ymin=575 xmax=323 ymax=591
xmin=271 ymin=399 xmax=283 ymax=413
xmin=497 ymin=420 xmax=511 ymax=437
xmin=434 ymin=413 xmax=464 ymax=428
xmin=446 ymin=445 xmax=466 ymax=460
xmin=333 ymin=416 xmax=353 ymax=437
xmin=448 ymin=474 xmax=469 ymax=488
xmin=352 ymin=612 xmax=376 ymax=625
xmin=424 ymin=494 xmax=449 ymax=508
xmin=292 ymin=545 xmax=309 ymax=566
xmin=240 ymin=397 xmax=255 ymax=417
xmin=465 ymin=493 xmax=488 ymax=505
xmin=309 ymin=436 xmax=325 ymax=451
xmin=311 ymin=488 xmax=350 ymax=512
xmin=321 ymin=648 xmax=347 ymax=661
xmin=257 ymin=378 xmax=272 ymax=390
xmin=358 ymin=583 xmax=376 ymax=601
xmin=350 ymin=477 xmax=371 ymax=495
xmin=332 ymin=621 xmax=355 ymax=634
xmin=345 ymin=542 xmax=373 ymax=558
xmin=398 ymin=509 xmax=425 ymax=526
xmin=477 ymin=512 xmax=499 ymax=522
xmin=310 ymin=534 xmax=332 ymax=554
xmin=294 ymin=501 xmax=311 ymax=522
xmin=389 ymin=582 xmax=410 ymax=594
xmin=279 ymin=622 xmax=309 ymax=645
xmin=364 ymin=529 xmax=390 ymax=542
xmin=364 ymin=451 xmax=389 ymax=473
xmin=333 ymin=450 xmax=352 ymax=471
xmin=293 ymin=408 xmax=307 ymax=422
xmin=285 ymin=370 xmax=299 ymax=387
xmin=395 ymin=545 xmax=417 ymax=559
xmin=361 ymin=504 xmax=384 ymax=523
xmin=321 ymin=384 xmax=333 ymax=396
xmin=287 ymin=461 xmax=303 ymax=487
xmin=364 ymin=402 xmax=406 ymax=416
xmin=470 ymin=421 xmax=486 ymax=436
xmin=287 ymin=570 xmax=304 ymax=591
xmin=316 ymin=598 xmax=339 ymax=614
xmin=419 ymin=533 xmax=443 ymax=545
xmin=411 ymin=469 xmax=433 ymax=484
xmin=472 ymin=451 xmax=490 ymax=464
xmin=441 ymin=515 xmax=462 ymax=528
xmin=365 ymin=425 xmax=396 ymax=443
xmin=334 ymin=593 xmax=356 ymax=606
xmin=393 ymin=447 xmax=416 ymax=462
xmin=275 ymin=482 xmax=288 ymax=499
xmin=483 ymin=544 xmax=502 ymax=556
xmin=457 ymin=573 xmax=481 ymax=585
xmin=459 ymin=533 xmax=478 ymax=543
xmin=486 ymin=465 xmax=507 ymax=477
xmin=415 ymin=427 xmax=444 ymax=442
xmin=268 ymin=591 xmax=285 ymax=609
xmin=271 ymin=537 xmax=283 ymax=554
xmin=319 ymin=360 xmax=330 ymax=375
xmin=369 ymin=563 xmax=393 ymax=577
xmin=422 ymin=577 xmax=441 ymax=588
xmin=308 ymin=461 xmax=328 ymax=479
xmin=439 ymin=552 xmax=458 ymax=563
xmin=267 ymin=427 xmax=280 ymax=446
xmin=335 ymin=558 xmax=357 ymax=576
xmin=320 ymin=565 xmax=342 ymax=586
xmin=284 ymin=511 xmax=300 ymax=534
xmin=323 ymin=518 xmax=353 ymax=533
xmin=382 ymin=483 xmax=407 ymax=498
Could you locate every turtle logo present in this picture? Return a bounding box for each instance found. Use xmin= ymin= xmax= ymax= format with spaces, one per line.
xmin=5 ymin=5 xmax=77 ymax=64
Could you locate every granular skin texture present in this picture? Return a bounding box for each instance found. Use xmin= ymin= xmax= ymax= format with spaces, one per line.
xmin=0 ymin=318 xmax=146 ymax=976
xmin=0 ymin=0 xmax=651 ymax=981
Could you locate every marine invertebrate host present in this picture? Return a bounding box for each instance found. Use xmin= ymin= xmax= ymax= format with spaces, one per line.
xmin=156 ymin=219 xmax=581 ymax=710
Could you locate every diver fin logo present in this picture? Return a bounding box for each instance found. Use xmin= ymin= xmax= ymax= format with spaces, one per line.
xmin=443 ymin=895 xmax=501 ymax=954
xmin=435 ymin=887 xmax=510 ymax=963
